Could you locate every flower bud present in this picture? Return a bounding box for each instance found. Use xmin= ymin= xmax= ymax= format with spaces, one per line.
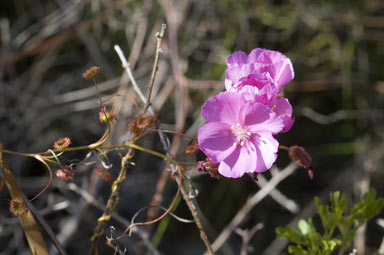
xmin=288 ymin=145 xmax=314 ymax=179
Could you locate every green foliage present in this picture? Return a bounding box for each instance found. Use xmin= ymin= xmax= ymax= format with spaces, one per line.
xmin=276 ymin=189 xmax=384 ymax=255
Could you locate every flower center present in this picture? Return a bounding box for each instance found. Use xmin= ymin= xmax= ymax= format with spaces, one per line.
xmin=231 ymin=123 xmax=251 ymax=147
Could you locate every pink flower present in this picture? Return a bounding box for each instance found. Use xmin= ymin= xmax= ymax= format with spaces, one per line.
xmin=225 ymin=48 xmax=294 ymax=91
xmin=198 ymin=92 xmax=284 ymax=178
xmin=225 ymin=48 xmax=295 ymax=132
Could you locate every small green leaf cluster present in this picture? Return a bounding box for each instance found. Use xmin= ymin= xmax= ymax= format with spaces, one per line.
xmin=276 ymin=189 xmax=384 ymax=255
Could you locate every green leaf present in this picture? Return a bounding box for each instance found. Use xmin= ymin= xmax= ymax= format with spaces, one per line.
xmin=276 ymin=226 xmax=306 ymax=245
xmin=298 ymin=220 xmax=310 ymax=235
xmin=330 ymin=191 xmax=347 ymax=219
xmin=288 ymin=245 xmax=308 ymax=255
xmin=276 ymin=189 xmax=384 ymax=255
xmin=321 ymin=239 xmax=340 ymax=252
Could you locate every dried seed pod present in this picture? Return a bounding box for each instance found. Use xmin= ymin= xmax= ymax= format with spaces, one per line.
xmin=53 ymin=137 xmax=71 ymax=151
xmin=184 ymin=143 xmax=199 ymax=156
xmin=129 ymin=113 xmax=157 ymax=137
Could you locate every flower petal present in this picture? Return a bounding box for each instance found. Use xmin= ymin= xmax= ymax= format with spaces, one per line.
xmin=239 ymin=102 xmax=271 ymax=126
xmin=226 ymin=51 xmax=248 ymax=68
xmin=274 ymin=97 xmax=295 ymax=132
xmin=247 ymin=48 xmax=268 ymax=64
xmin=201 ymin=92 xmax=242 ymax=125
xmin=198 ymin=122 xmax=236 ymax=163
xmin=226 ymin=65 xmax=255 ymax=83
xmin=239 ymin=102 xmax=284 ymax=134
xmin=252 ymin=132 xmax=279 ymax=172
xmin=218 ymin=142 xmax=257 ymax=178
xmin=247 ymin=48 xmax=294 ymax=88
xmin=238 ymin=85 xmax=260 ymax=95
xmin=225 ymin=79 xmax=234 ymax=91
xmin=247 ymin=48 xmax=287 ymax=65
xmin=266 ymin=61 xmax=294 ymax=89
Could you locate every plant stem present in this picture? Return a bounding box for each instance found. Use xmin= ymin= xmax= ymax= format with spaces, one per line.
xmin=144 ymin=24 xmax=166 ymax=113
xmin=89 ymin=148 xmax=133 ymax=255
xmin=0 ymin=143 xmax=193 ymax=168
xmin=0 ymin=144 xmax=50 ymax=255
xmin=174 ymin=170 xmax=215 ymax=255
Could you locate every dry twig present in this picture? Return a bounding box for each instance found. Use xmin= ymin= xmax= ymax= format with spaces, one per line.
xmin=144 ymin=24 xmax=167 ymax=113
xmin=235 ymin=223 xmax=264 ymax=255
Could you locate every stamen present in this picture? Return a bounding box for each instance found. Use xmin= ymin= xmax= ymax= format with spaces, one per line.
xmin=231 ymin=123 xmax=251 ymax=148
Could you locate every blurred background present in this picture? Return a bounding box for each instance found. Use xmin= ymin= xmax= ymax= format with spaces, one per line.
xmin=1 ymin=0 xmax=384 ymax=254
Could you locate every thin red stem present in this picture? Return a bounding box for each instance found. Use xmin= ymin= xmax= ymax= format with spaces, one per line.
xmin=123 ymin=185 xmax=180 ymax=235
xmin=30 ymin=155 xmax=53 ymax=201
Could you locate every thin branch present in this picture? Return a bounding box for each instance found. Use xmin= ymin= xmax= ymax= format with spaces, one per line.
xmin=253 ymin=172 xmax=300 ymax=213
xmin=144 ymin=24 xmax=166 ymax=113
xmin=235 ymin=223 xmax=264 ymax=255
xmin=300 ymin=107 xmax=384 ymax=125
xmin=174 ymin=170 xmax=215 ymax=255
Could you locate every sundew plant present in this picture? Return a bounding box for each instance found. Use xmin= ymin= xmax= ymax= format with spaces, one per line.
xmin=1 ymin=1 xmax=384 ymax=255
